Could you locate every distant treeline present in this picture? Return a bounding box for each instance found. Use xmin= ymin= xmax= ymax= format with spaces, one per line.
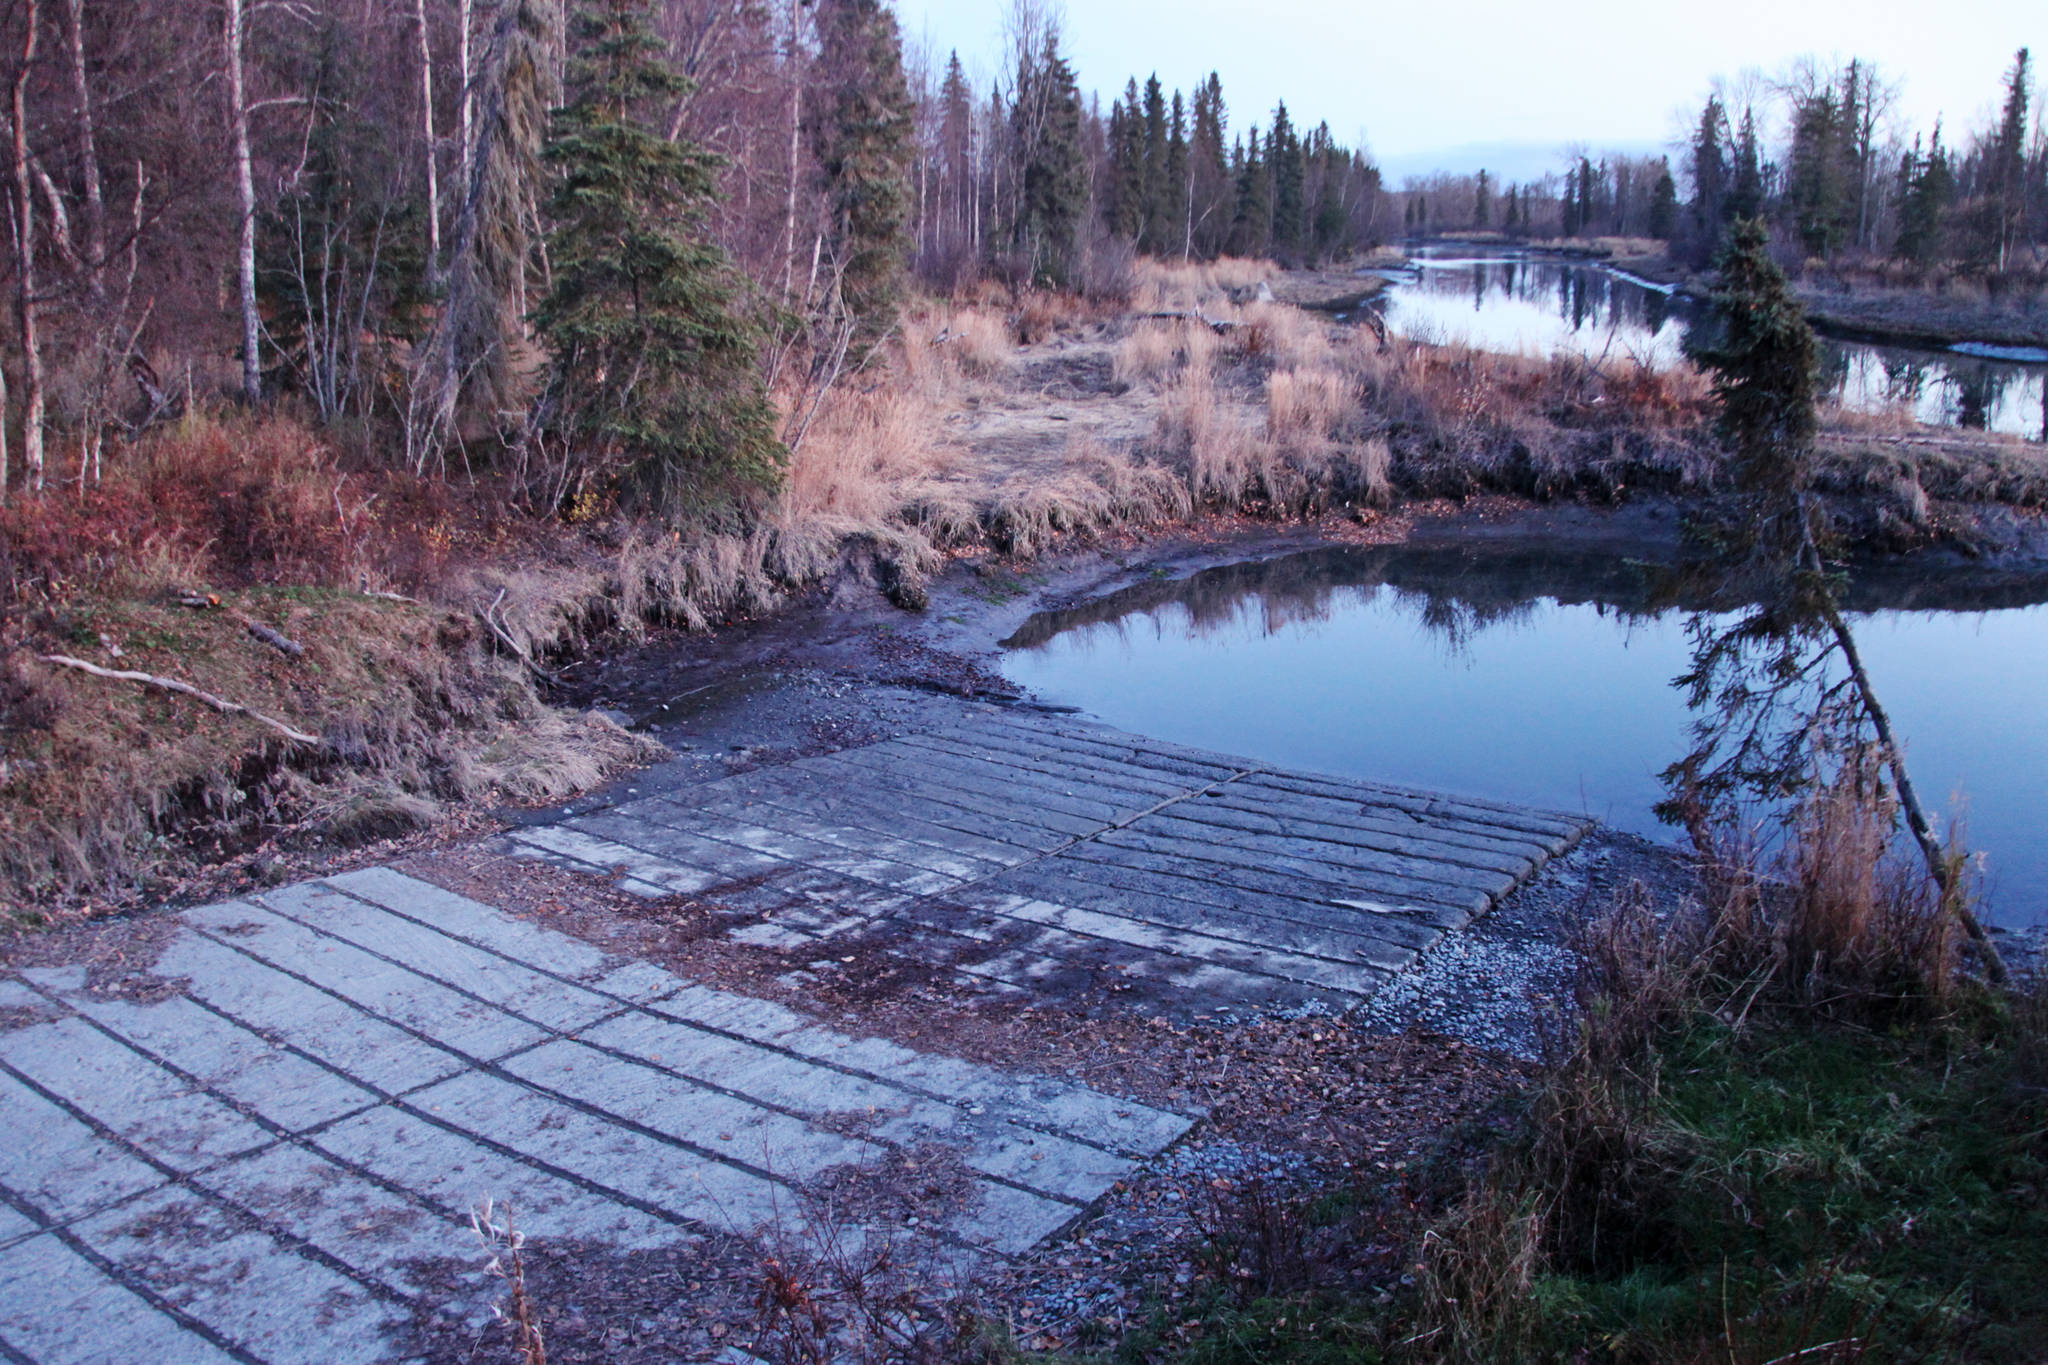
xmin=1388 ymin=50 xmax=2045 ymax=274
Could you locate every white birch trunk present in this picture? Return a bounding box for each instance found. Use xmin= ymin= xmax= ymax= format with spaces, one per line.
xmin=224 ymin=0 xmax=261 ymax=404
xmin=456 ymin=0 xmax=473 ymax=192
xmin=414 ymin=0 xmax=441 ymax=270
xmin=60 ymin=0 xmax=103 ymax=292
xmin=781 ymin=0 xmax=802 ymax=304
xmin=10 ymin=0 xmax=45 ymax=491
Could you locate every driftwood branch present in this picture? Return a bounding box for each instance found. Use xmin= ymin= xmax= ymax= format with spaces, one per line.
xmin=479 ymin=588 xmax=561 ymax=685
xmin=38 ymin=654 xmax=324 ymax=747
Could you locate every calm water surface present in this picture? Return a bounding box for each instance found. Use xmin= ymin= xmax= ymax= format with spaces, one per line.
xmin=1378 ymin=247 xmax=2048 ymax=441
xmin=1001 ymin=548 xmax=2048 ymax=928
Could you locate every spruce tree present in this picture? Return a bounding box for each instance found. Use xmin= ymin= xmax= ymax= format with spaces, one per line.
xmin=1648 ymin=160 xmax=1678 ymax=241
xmin=1012 ymin=34 xmax=1086 ymax=285
xmin=1988 ymin=48 xmax=2032 ymax=268
xmin=1166 ymin=91 xmax=1190 ymax=258
xmin=810 ymin=0 xmax=917 ymax=354
xmin=1688 ymin=96 xmax=1729 ymax=253
xmin=1141 ymin=75 xmax=1170 ymax=253
xmin=533 ymin=0 xmax=781 ymax=517
xmin=1895 ymin=125 xmax=1954 ymax=264
xmin=1473 ymin=168 xmax=1491 ymax=228
xmin=1787 ymin=89 xmax=1849 ymax=257
xmin=1312 ymin=131 xmax=1348 ymax=260
xmin=1229 ymin=129 xmax=1269 ymax=255
xmin=1687 ymin=216 xmax=1820 ymax=565
xmin=1109 ymin=80 xmax=1146 ymax=239
xmin=1729 ymin=108 xmax=1764 ymax=220
xmin=1269 ymin=103 xmax=1304 ymax=259
xmin=938 ymin=53 xmax=973 ymax=244
xmin=428 ymin=0 xmax=562 ymax=447
xmin=1190 ymin=73 xmax=1229 ymax=257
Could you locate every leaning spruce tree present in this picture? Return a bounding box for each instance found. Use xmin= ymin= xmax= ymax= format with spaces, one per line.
xmin=532 ymin=0 xmax=783 ymax=518
xmin=1675 ymin=217 xmax=2007 ymax=981
xmin=1687 ymin=217 xmax=1822 ymax=573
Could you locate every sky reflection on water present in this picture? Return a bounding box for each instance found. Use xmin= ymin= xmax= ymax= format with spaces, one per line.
xmin=1002 ymin=549 xmax=2048 ymax=927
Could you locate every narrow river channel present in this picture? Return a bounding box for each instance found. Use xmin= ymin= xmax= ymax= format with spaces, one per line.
xmin=1001 ymin=547 xmax=2048 ymax=929
xmin=1375 ymin=246 xmax=2048 ymax=441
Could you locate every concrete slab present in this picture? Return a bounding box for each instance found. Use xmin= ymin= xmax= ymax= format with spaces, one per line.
xmin=0 ymin=870 xmax=1191 ymax=1363
xmin=510 ymin=714 xmax=1590 ymax=1016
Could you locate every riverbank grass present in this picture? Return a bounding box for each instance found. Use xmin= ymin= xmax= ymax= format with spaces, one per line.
xmin=1104 ymin=990 xmax=2047 ymax=1365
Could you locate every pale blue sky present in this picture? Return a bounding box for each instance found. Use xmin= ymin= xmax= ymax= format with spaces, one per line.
xmin=894 ymin=0 xmax=2040 ymax=177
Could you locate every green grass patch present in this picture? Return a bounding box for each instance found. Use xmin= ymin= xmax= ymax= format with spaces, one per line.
xmin=1098 ymin=1012 xmax=2046 ymax=1365
xmin=1515 ymin=1018 xmax=2048 ymax=1362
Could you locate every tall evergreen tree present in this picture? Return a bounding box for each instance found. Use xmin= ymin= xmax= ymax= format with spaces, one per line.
xmin=1687 ymin=216 xmax=1821 ymax=569
xmin=1473 ymin=168 xmax=1491 ymax=228
xmin=1729 ymin=108 xmax=1764 ymax=220
xmin=427 ymin=0 xmax=563 ymax=449
xmin=1311 ymin=127 xmax=1348 ymax=260
xmin=1104 ymin=93 xmax=1141 ymax=238
xmin=810 ymin=0 xmax=916 ymax=353
xmin=1268 ymin=103 xmax=1303 ymax=258
xmin=1166 ymin=90 xmax=1190 ymax=258
xmin=1648 ymin=159 xmax=1678 ymax=240
xmin=1786 ymin=88 xmax=1849 ymax=256
xmin=1189 ymin=73 xmax=1230 ymax=256
xmin=1140 ymin=74 xmax=1169 ymax=252
xmin=1229 ymin=129 xmax=1269 ymax=255
xmin=533 ymin=0 xmax=781 ymax=517
xmin=1987 ymin=48 xmax=2032 ymax=268
xmin=1895 ymin=125 xmax=1954 ymax=264
xmin=1689 ymin=96 xmax=1730 ymax=253
xmin=1011 ymin=33 xmax=1086 ymax=285
xmin=937 ymin=52 xmax=973 ymax=243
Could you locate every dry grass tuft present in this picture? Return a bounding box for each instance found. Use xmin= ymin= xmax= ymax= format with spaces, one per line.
xmin=1114 ymin=319 xmax=1219 ymax=386
xmin=1132 ymin=255 xmax=1281 ymax=313
xmin=1240 ymin=301 xmax=1337 ymax=371
xmin=1266 ymin=367 xmax=1353 ymax=442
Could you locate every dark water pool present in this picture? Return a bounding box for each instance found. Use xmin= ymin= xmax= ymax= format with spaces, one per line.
xmin=1000 ymin=547 xmax=2048 ymax=928
xmin=1378 ymin=247 xmax=2048 ymax=441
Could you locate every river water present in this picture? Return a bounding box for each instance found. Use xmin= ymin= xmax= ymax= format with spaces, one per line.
xmin=1001 ymin=546 xmax=2048 ymax=929
xmin=1376 ymin=247 xmax=2048 ymax=441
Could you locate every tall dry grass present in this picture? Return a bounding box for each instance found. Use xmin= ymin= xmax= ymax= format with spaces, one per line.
xmin=1266 ymin=367 xmax=1353 ymax=443
xmin=1240 ymin=301 xmax=1338 ymax=371
xmin=1132 ymin=255 xmax=1280 ymax=314
xmin=1113 ymin=318 xmax=1220 ymax=387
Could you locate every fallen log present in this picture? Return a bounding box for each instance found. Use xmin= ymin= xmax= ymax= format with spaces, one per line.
xmin=175 ymin=593 xmax=306 ymax=658
xmin=1143 ymin=310 xmax=1241 ymax=335
xmin=38 ymin=654 xmax=325 ymax=747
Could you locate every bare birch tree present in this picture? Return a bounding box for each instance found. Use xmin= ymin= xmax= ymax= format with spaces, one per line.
xmin=8 ymin=0 xmax=45 ymax=494
xmin=413 ymin=0 xmax=441 ymax=271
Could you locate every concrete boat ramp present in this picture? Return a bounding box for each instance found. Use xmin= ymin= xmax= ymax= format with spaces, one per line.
xmin=0 ymin=712 xmax=1586 ymax=1362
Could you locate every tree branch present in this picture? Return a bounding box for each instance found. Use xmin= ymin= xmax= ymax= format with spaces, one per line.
xmin=38 ymin=654 xmax=325 ymax=747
